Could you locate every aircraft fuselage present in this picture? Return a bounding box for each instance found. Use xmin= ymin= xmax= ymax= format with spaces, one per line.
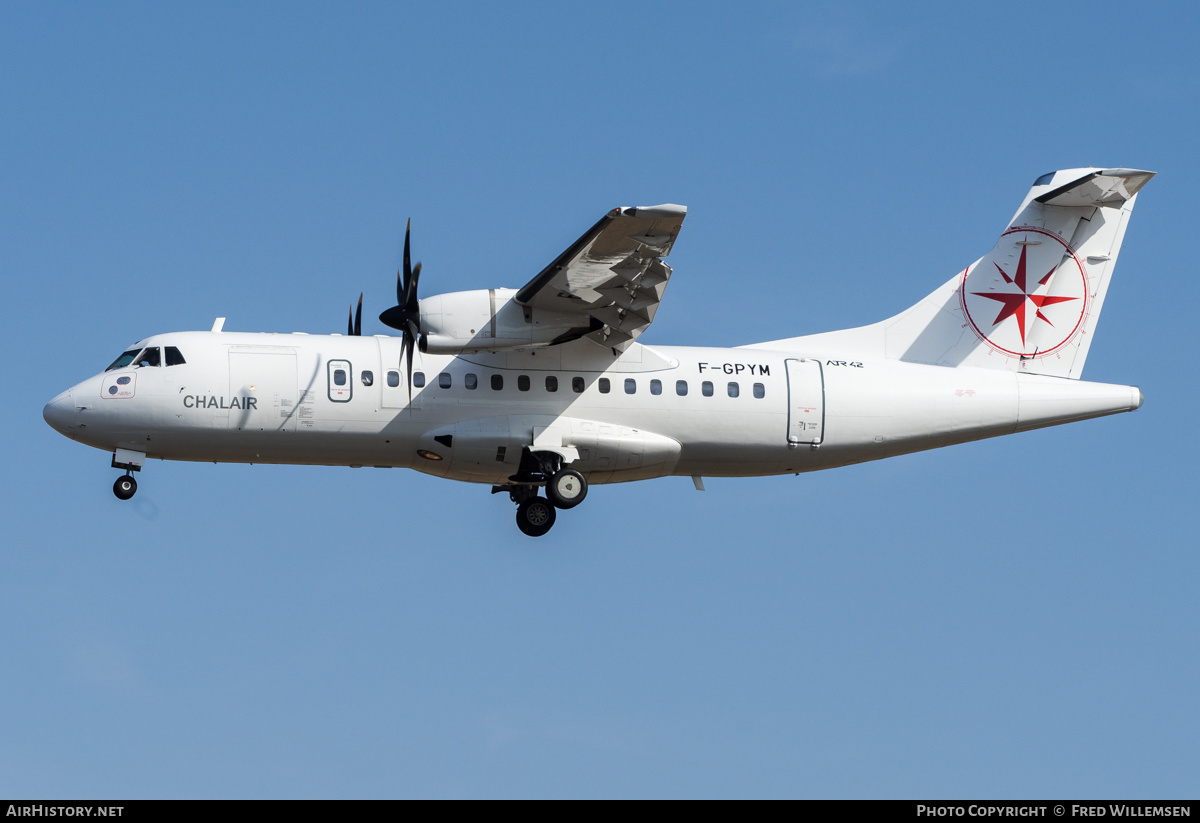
xmin=44 ymin=330 xmax=1141 ymax=486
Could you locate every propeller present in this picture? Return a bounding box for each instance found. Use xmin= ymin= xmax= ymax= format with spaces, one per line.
xmin=347 ymin=292 xmax=362 ymax=336
xmin=378 ymin=219 xmax=423 ymax=402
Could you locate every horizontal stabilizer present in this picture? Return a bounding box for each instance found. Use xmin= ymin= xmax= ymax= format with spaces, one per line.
xmin=1035 ymin=168 xmax=1154 ymax=208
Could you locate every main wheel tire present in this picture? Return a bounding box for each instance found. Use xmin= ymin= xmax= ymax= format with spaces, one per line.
xmin=546 ymin=468 xmax=587 ymax=509
xmin=113 ymin=475 xmax=137 ymax=500
xmin=516 ymin=496 xmax=556 ymax=537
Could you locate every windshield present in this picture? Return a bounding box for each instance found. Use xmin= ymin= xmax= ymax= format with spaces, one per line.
xmin=106 ymin=349 xmax=142 ymax=371
xmin=133 ymin=347 xmax=161 ymax=367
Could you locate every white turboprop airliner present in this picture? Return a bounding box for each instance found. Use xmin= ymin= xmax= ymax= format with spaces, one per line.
xmin=44 ymin=168 xmax=1151 ymax=535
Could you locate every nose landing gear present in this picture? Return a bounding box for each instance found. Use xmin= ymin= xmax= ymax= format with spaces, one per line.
xmin=113 ymin=473 xmax=137 ymax=500
xmin=110 ymin=449 xmax=145 ymax=501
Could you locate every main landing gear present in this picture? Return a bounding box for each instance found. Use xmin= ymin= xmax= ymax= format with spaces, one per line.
xmin=516 ymin=495 xmax=556 ymax=537
xmin=546 ymin=468 xmax=587 ymax=509
xmin=494 ymin=451 xmax=590 ymax=537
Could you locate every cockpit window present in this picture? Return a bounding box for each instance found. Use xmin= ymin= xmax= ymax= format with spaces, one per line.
xmin=106 ymin=349 xmax=142 ymax=371
xmin=133 ymin=347 xmax=162 ymax=367
xmin=165 ymin=346 xmax=186 ymax=366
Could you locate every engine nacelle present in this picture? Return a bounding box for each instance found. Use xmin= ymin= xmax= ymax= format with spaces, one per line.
xmin=420 ymin=288 xmax=594 ymax=353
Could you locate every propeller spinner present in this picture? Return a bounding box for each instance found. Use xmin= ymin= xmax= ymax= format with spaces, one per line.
xmin=378 ymin=219 xmax=423 ymax=401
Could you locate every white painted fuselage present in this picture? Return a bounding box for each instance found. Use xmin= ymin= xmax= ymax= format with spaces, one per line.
xmin=44 ymin=329 xmax=1141 ymax=485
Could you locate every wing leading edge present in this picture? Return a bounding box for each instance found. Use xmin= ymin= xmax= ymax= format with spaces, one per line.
xmin=515 ymin=204 xmax=687 ymax=349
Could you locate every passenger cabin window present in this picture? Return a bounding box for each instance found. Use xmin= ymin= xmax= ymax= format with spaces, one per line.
xmin=702 ymin=381 xmax=714 ymax=397
xmin=545 ymin=375 xmax=558 ymax=392
xmin=361 ymin=370 xmax=374 ymax=386
xmin=413 ymin=372 xmax=426 ymax=388
xmin=134 ymin=348 xmax=161 ymax=367
xmin=625 ymin=378 xmax=636 ymax=395
xmin=650 ymin=379 xmax=662 ymax=395
xmin=676 ymin=380 xmax=688 ymax=396
xmin=106 ymin=349 xmax=141 ymax=371
xmin=518 ymin=375 xmax=530 ymax=392
xmin=728 ymin=382 xmax=740 ymax=398
xmin=439 ymin=373 xmax=451 ymax=389
xmin=598 ymin=378 xmax=610 ymax=394
xmin=491 ymin=374 xmax=503 ymax=391
xmin=572 ymin=377 xmax=585 ymax=393
xmin=387 ymin=371 xmax=400 ymax=388
xmin=465 ymin=373 xmax=478 ymax=390
xmin=753 ymin=382 xmax=765 ymax=399
xmin=165 ymin=346 xmax=186 ymax=366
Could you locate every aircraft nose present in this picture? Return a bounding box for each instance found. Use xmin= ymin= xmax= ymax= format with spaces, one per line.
xmin=43 ymin=389 xmax=75 ymax=436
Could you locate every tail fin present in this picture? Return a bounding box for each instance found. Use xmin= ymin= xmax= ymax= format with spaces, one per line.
xmin=753 ymin=168 xmax=1153 ymax=379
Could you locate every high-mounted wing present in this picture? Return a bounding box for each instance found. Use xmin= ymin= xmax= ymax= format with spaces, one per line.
xmin=515 ymin=204 xmax=687 ymax=349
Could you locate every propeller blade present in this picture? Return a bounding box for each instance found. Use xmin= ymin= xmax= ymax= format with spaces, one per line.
xmin=403 ymin=218 xmax=412 ymax=287
xmin=406 ymin=262 xmax=422 ymax=311
xmin=379 ymin=220 xmax=423 ymax=340
xmin=347 ymin=306 xmax=354 ymax=337
xmin=381 ymin=217 xmax=423 ymax=409
xmin=354 ymin=293 xmax=363 ymax=337
xmin=400 ymin=330 xmax=414 ymax=407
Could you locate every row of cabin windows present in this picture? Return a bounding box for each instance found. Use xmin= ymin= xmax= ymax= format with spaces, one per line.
xmin=393 ymin=371 xmax=767 ymax=399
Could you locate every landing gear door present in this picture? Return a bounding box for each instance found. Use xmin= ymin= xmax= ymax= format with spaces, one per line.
xmin=785 ymin=358 xmax=824 ymax=445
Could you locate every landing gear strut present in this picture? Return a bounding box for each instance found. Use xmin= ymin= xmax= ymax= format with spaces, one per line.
xmin=113 ymin=473 xmax=137 ymax=500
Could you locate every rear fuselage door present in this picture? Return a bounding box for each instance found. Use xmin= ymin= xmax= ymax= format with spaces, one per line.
xmin=785 ymin=358 xmax=824 ymax=445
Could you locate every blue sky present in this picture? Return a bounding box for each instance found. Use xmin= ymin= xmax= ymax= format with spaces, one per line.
xmin=3 ymin=2 xmax=1198 ymax=798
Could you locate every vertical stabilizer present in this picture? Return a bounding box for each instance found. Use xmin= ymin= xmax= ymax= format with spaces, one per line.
xmin=752 ymin=168 xmax=1153 ymax=379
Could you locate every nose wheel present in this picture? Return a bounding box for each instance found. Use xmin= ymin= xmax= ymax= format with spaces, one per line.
xmin=113 ymin=473 xmax=138 ymax=500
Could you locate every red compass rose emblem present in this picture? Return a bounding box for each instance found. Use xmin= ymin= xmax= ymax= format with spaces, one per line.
xmin=960 ymin=227 xmax=1089 ymax=358
xmin=974 ymin=244 xmax=1077 ymax=346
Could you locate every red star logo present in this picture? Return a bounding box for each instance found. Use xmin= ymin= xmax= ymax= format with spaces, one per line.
xmin=971 ymin=243 xmax=1078 ymax=345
